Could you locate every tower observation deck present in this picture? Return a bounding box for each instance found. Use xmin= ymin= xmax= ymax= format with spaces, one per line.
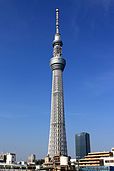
xmin=48 ymin=9 xmax=68 ymax=158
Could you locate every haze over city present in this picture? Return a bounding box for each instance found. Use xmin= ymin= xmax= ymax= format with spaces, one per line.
xmin=0 ymin=0 xmax=114 ymax=161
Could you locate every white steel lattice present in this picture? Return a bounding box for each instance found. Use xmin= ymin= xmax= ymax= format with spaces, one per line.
xmin=48 ymin=9 xmax=67 ymax=158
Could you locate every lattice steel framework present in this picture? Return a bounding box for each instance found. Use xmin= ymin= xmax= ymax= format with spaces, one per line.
xmin=48 ymin=9 xmax=67 ymax=158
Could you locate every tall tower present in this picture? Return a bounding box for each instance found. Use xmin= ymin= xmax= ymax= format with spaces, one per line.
xmin=48 ymin=9 xmax=67 ymax=158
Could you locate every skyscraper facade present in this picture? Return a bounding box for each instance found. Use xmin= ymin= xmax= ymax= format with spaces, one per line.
xmin=75 ymin=132 xmax=91 ymax=159
xmin=48 ymin=9 xmax=67 ymax=158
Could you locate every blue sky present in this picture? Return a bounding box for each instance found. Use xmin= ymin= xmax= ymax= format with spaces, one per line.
xmin=0 ymin=0 xmax=114 ymax=161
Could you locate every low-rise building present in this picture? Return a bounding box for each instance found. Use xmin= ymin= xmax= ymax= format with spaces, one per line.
xmin=0 ymin=152 xmax=16 ymax=164
xmin=27 ymin=154 xmax=36 ymax=165
xmin=6 ymin=153 xmax=16 ymax=164
xmin=0 ymin=153 xmax=6 ymax=163
xmin=79 ymin=150 xmax=113 ymax=167
xmin=101 ymin=157 xmax=114 ymax=166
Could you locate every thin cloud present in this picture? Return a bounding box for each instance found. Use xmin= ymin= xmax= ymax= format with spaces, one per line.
xmin=99 ymin=0 xmax=112 ymax=12
xmin=70 ymin=0 xmax=113 ymax=36
xmin=67 ymin=112 xmax=90 ymax=118
xmin=0 ymin=113 xmax=30 ymax=119
xmin=84 ymin=70 xmax=114 ymax=96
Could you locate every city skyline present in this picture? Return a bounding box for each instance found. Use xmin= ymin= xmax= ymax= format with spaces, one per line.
xmin=0 ymin=0 xmax=114 ymax=161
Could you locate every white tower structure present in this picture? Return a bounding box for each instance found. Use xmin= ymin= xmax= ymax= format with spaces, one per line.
xmin=48 ymin=9 xmax=67 ymax=158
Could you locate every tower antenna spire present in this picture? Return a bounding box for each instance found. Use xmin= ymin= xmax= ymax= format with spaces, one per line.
xmin=56 ymin=8 xmax=59 ymax=34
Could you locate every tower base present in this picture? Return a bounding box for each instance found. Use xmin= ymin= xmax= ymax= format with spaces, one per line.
xmin=43 ymin=155 xmax=73 ymax=171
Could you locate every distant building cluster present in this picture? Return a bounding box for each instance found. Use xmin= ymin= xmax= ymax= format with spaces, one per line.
xmin=0 ymin=152 xmax=44 ymax=170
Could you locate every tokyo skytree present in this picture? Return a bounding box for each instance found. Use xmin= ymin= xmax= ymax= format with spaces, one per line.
xmin=48 ymin=9 xmax=67 ymax=158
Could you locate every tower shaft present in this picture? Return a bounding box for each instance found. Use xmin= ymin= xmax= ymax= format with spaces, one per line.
xmin=48 ymin=9 xmax=67 ymax=158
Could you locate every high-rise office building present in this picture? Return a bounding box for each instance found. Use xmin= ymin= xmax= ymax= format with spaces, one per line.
xmin=75 ymin=132 xmax=91 ymax=159
xmin=48 ymin=9 xmax=67 ymax=158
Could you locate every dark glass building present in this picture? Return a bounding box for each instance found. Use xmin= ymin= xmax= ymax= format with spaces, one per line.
xmin=75 ymin=132 xmax=91 ymax=159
